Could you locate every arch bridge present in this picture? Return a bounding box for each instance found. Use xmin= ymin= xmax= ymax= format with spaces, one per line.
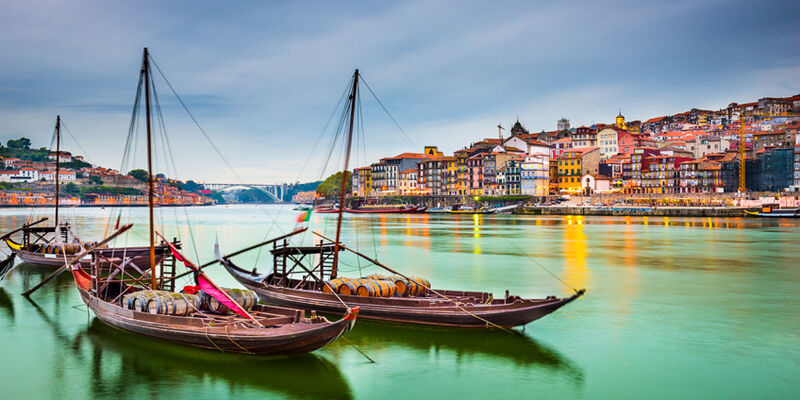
xmin=203 ymin=183 xmax=288 ymax=202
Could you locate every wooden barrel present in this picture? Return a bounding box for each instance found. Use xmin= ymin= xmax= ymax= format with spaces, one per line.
xmin=373 ymin=280 xmax=396 ymax=297
xmin=409 ymin=276 xmax=431 ymax=296
xmin=391 ymin=276 xmax=408 ymax=296
xmin=336 ymin=278 xmax=359 ymax=296
xmin=205 ymin=288 xmax=258 ymax=314
xmin=404 ymin=279 xmax=422 ymax=297
xmin=146 ymin=292 xmax=201 ymax=316
xmin=323 ymin=278 xmax=346 ymax=294
xmin=355 ymin=280 xmax=380 ymax=297
xmin=123 ymin=290 xmax=170 ymax=311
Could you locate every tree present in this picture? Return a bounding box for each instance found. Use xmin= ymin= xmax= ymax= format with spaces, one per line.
xmin=90 ymin=175 xmax=103 ymax=185
xmin=62 ymin=182 xmax=79 ymax=194
xmin=128 ymin=169 xmax=149 ymax=182
xmin=182 ymin=180 xmax=202 ymax=193
xmin=75 ymin=172 xmax=85 ymax=179
xmin=316 ymin=171 xmax=352 ymax=197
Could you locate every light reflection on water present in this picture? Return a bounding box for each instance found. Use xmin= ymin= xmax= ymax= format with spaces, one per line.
xmin=1 ymin=205 xmax=799 ymax=399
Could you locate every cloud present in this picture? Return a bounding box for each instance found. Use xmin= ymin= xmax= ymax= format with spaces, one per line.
xmin=0 ymin=0 xmax=798 ymax=182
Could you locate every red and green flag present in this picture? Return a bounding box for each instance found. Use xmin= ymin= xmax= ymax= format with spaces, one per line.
xmin=296 ymin=210 xmax=311 ymax=223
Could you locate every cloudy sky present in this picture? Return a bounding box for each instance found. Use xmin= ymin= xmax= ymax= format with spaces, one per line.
xmin=1 ymin=0 xmax=798 ymax=183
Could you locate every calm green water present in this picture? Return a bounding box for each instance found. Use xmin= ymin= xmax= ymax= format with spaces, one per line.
xmin=0 ymin=205 xmax=798 ymax=399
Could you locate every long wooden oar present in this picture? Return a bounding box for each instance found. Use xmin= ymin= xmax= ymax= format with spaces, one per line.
xmin=22 ymin=224 xmax=133 ymax=297
xmin=0 ymin=217 xmax=49 ymax=240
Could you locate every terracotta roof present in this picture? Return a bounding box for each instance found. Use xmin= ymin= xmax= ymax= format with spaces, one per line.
xmin=552 ymin=137 xmax=572 ymax=144
xmin=385 ymin=152 xmax=433 ymax=160
xmin=400 ymin=168 xmax=417 ymax=174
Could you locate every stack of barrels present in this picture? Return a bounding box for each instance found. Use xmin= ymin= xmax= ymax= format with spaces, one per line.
xmin=123 ymin=290 xmax=202 ymax=316
xmin=122 ymin=287 xmax=257 ymax=316
xmin=322 ymin=274 xmax=430 ymax=298
xmin=39 ymin=242 xmax=83 ymax=255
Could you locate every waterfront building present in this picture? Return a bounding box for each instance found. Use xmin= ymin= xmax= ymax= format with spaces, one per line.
xmin=794 ymin=134 xmax=800 ymax=190
xmin=521 ymin=153 xmax=550 ymax=196
xmin=580 ymin=173 xmax=612 ymax=194
xmin=467 ymin=154 xmax=484 ymax=195
xmin=352 ymin=167 xmax=372 ymax=196
xmin=370 ymin=161 xmax=387 ymax=195
xmin=418 ymin=157 xmax=446 ymax=195
xmin=398 ymin=169 xmax=419 ymax=195
xmin=557 ymin=147 xmax=600 ymax=194
xmin=641 ymin=155 xmax=694 ymax=193
xmin=751 ymin=148 xmax=794 ymax=192
xmin=499 ymin=157 xmax=522 ymax=195
xmin=382 ymin=152 xmax=432 ymax=195
xmin=600 ymin=155 xmax=629 ymax=191
xmin=679 ymin=160 xmax=723 ymax=193
xmin=626 ymin=147 xmax=660 ymax=193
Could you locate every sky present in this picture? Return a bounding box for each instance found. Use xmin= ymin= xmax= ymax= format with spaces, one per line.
xmin=1 ymin=0 xmax=798 ymax=183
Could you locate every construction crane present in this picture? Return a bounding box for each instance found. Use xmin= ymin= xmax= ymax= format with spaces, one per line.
xmin=731 ymin=109 xmax=796 ymax=193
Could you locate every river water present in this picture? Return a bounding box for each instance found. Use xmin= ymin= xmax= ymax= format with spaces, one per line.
xmin=0 ymin=205 xmax=797 ymax=399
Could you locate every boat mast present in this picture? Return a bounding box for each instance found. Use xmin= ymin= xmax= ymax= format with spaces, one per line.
xmin=142 ymin=47 xmax=157 ymax=290
xmin=331 ymin=69 xmax=358 ymax=279
xmin=54 ymin=115 xmax=61 ymax=228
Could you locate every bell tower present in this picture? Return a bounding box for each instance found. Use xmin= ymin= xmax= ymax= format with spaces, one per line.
xmin=616 ymin=110 xmax=627 ymax=130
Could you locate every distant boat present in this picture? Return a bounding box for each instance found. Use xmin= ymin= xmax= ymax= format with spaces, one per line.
xmin=293 ymin=204 xmax=313 ymax=211
xmin=448 ymin=204 xmax=494 ymax=214
xmin=744 ymin=205 xmax=800 ymax=218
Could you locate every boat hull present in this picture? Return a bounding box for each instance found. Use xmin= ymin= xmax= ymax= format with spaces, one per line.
xmin=12 ymin=245 xmax=170 ymax=269
xmin=225 ymin=266 xmax=582 ymax=328
xmin=78 ymin=288 xmax=355 ymax=355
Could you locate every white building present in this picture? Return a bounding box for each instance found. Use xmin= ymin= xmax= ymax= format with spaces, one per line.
xmin=520 ymin=154 xmax=550 ymax=196
xmin=48 ymin=151 xmax=72 ymax=163
xmin=40 ymin=170 xmax=76 ymax=182
xmin=597 ymin=128 xmax=619 ymax=158
xmin=16 ymin=167 xmax=39 ymax=182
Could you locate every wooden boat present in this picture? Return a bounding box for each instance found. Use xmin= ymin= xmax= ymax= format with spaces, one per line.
xmin=222 ymin=70 xmax=584 ymax=329
xmin=69 ymin=235 xmax=357 ymax=355
xmin=4 ymin=223 xmax=169 ymax=270
xmin=743 ymin=205 xmax=800 ymax=218
xmin=62 ymin=48 xmax=357 ymax=356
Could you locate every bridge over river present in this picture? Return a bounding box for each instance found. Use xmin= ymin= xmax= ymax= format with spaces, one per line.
xmin=202 ymin=183 xmax=289 ymax=202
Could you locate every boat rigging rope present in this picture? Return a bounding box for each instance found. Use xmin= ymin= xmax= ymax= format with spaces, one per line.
xmin=504 ymin=239 xmax=579 ymax=293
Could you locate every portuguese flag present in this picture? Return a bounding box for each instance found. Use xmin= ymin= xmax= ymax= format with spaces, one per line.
xmin=296 ymin=210 xmax=312 ymax=223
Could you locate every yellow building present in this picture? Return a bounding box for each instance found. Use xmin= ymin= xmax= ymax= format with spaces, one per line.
xmin=616 ymin=111 xmax=627 ymax=130
xmin=353 ymin=167 xmax=372 ymax=197
xmin=557 ymin=147 xmax=600 ymax=194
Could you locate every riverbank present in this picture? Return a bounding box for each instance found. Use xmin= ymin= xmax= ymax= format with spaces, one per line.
xmin=518 ymin=206 xmax=753 ymax=217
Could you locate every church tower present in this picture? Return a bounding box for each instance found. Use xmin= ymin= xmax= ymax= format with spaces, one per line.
xmin=615 ymin=110 xmax=627 ymax=130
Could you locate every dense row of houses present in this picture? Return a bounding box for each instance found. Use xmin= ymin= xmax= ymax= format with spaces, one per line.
xmin=1 ymin=150 xmax=210 ymax=205
xmin=349 ymin=93 xmax=800 ymax=197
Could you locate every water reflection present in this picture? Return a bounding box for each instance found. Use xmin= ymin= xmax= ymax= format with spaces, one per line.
xmin=84 ymin=320 xmax=354 ymax=400
xmin=0 ymin=287 xmax=13 ymax=319
xmin=563 ymin=216 xmax=589 ymax=289
xmin=339 ymin=321 xmax=583 ymax=383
